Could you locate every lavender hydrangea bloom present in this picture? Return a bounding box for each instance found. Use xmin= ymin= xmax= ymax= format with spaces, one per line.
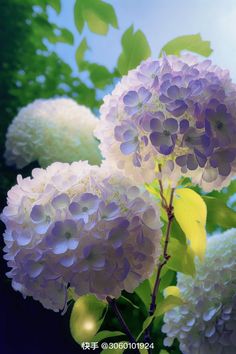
xmin=47 ymin=220 xmax=79 ymax=255
xmin=95 ymin=55 xmax=236 ymax=191
xmin=1 ymin=161 xmax=162 ymax=312
xmin=150 ymin=118 xmax=178 ymax=155
xmin=124 ymin=87 xmax=152 ymax=115
xmin=69 ymin=193 xmax=99 ymax=223
xmin=162 ymin=229 xmax=236 ymax=354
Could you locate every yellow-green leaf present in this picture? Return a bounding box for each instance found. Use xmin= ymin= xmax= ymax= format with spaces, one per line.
xmin=164 ymin=286 xmax=180 ymax=298
xmin=84 ymin=8 xmax=108 ymax=35
xmin=93 ymin=330 xmax=125 ymax=342
xmin=76 ymin=38 xmax=89 ymax=67
xmin=167 ymin=237 xmax=196 ymax=276
xmin=117 ymin=25 xmax=151 ymax=75
xmin=74 ymin=0 xmax=118 ymax=35
xmin=145 ymin=180 xmax=160 ymax=199
xmin=138 ymin=295 xmax=184 ymax=338
xmin=154 ymin=295 xmax=184 ymax=317
xmin=74 ymin=0 xmax=85 ymax=33
xmin=173 ymin=188 xmax=207 ymax=260
xmin=134 ymin=279 xmax=152 ymax=311
xmin=160 ymin=33 xmax=212 ymax=57
xmin=140 ymin=349 xmax=149 ymax=354
xmin=70 ymin=295 xmax=107 ymax=344
xmin=136 ymin=315 xmax=154 ymax=341
xmin=101 ymin=342 xmax=127 ymax=354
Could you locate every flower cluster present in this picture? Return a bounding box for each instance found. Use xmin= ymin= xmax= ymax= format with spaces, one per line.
xmin=95 ymin=55 xmax=236 ymax=191
xmin=4 ymin=98 xmax=102 ymax=168
xmin=162 ymin=229 xmax=236 ymax=354
xmin=1 ymin=161 xmax=162 ymax=311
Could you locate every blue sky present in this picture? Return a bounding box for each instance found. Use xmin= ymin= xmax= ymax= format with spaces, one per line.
xmin=48 ymin=0 xmax=236 ymax=81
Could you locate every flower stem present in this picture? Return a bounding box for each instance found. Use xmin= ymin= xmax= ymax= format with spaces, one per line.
xmin=106 ymin=296 xmax=140 ymax=354
xmin=144 ymin=168 xmax=175 ymax=353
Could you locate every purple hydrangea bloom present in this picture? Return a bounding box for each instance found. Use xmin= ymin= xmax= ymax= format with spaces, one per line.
xmin=124 ymin=87 xmax=152 ymax=115
xmin=46 ymin=219 xmax=79 ymax=254
xmin=96 ymin=54 xmax=236 ymax=191
xmin=69 ymin=193 xmax=99 ymax=223
xmin=1 ymin=161 xmax=162 ymax=311
xmin=137 ymin=60 xmax=160 ymax=87
xmin=114 ymin=123 xmax=139 ymax=155
xmin=205 ymin=104 xmax=236 ymax=147
xmin=150 ymin=118 xmax=178 ymax=155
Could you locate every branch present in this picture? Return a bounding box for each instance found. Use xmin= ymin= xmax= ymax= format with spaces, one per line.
xmin=144 ymin=168 xmax=175 ymax=352
xmin=106 ymin=296 xmax=140 ymax=354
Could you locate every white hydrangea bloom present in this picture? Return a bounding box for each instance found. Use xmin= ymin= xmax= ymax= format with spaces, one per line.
xmin=1 ymin=161 xmax=162 ymax=311
xmin=4 ymin=98 xmax=102 ymax=168
xmin=162 ymin=229 xmax=236 ymax=354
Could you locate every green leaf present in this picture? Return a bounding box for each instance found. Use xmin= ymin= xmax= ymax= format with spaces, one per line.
xmin=145 ymin=180 xmax=160 ymax=199
xmin=84 ymin=8 xmax=108 ymax=34
xmin=167 ymin=238 xmax=196 ymax=276
xmin=101 ymin=342 xmax=127 ymax=354
xmin=160 ymin=350 xmax=170 ymax=354
xmin=89 ymin=63 xmax=115 ymax=88
xmin=149 ymin=268 xmax=176 ymax=301
xmin=49 ymin=0 xmax=61 ymax=14
xmin=93 ymin=330 xmax=125 ymax=342
xmin=160 ymin=34 xmax=212 ymax=57
xmin=140 ymin=349 xmax=149 ymax=354
xmin=203 ymin=196 xmax=236 ymax=232
xmin=117 ymin=25 xmax=151 ymax=75
xmin=70 ymin=295 xmax=107 ymax=345
xmin=205 ymin=179 xmax=236 ymax=207
xmin=159 ymin=269 xmax=176 ymax=293
xmin=170 ymin=218 xmax=187 ymax=245
xmin=76 ymin=38 xmax=89 ymax=67
xmin=120 ymin=295 xmax=139 ymax=310
xmin=134 ymin=279 xmax=151 ymax=311
xmin=136 ymin=315 xmax=154 ymax=341
xmin=74 ymin=0 xmax=118 ymax=35
xmin=47 ymin=26 xmax=74 ymax=45
xmin=154 ymin=295 xmax=184 ymax=317
xmin=164 ymin=286 xmax=180 ymax=298
xmin=78 ymin=61 xmax=115 ymax=88
xmin=74 ymin=0 xmax=85 ymax=33
xmin=57 ymin=28 xmax=74 ymax=45
xmin=136 ymin=298 xmax=177 ymax=345
xmin=174 ymin=188 xmax=207 ymax=260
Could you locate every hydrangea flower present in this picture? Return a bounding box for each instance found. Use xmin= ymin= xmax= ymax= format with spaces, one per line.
xmin=4 ymin=98 xmax=102 ymax=168
xmin=162 ymin=229 xmax=236 ymax=354
xmin=95 ymin=55 xmax=236 ymax=191
xmin=1 ymin=161 xmax=162 ymax=311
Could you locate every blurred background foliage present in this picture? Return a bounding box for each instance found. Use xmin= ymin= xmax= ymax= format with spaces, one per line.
xmin=0 ymin=1 xmax=236 ymax=354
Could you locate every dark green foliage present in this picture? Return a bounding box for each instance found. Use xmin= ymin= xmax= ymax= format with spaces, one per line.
xmin=191 ymin=179 xmax=236 ymax=233
xmin=0 ymin=0 xmax=100 ymax=208
xmin=203 ymin=195 xmax=236 ymax=233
